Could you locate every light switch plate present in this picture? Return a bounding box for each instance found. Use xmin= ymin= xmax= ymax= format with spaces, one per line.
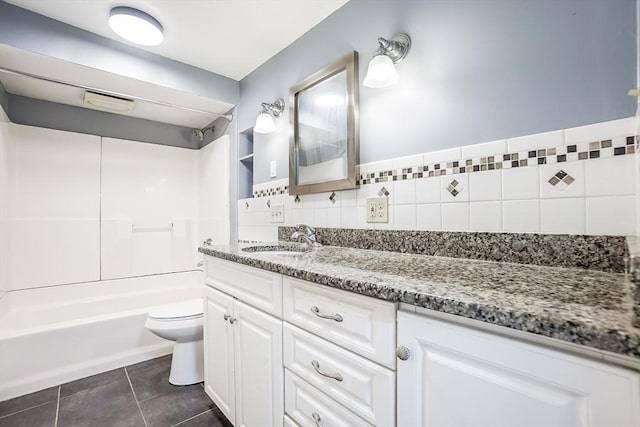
xmin=270 ymin=204 xmax=284 ymax=223
xmin=270 ymin=160 xmax=277 ymax=178
xmin=366 ymin=196 xmax=388 ymax=223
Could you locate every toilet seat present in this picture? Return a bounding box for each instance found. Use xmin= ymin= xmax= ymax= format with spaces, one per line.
xmin=148 ymin=298 xmax=203 ymax=321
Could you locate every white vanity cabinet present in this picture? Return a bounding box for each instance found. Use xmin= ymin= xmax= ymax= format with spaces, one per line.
xmin=202 ymin=253 xmax=640 ymax=427
xmin=203 ymin=257 xmax=283 ymax=427
xmin=397 ymin=310 xmax=640 ymax=427
xmin=282 ymin=277 xmax=397 ymax=427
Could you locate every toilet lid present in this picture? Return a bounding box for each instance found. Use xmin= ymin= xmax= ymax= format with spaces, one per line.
xmin=148 ymin=298 xmax=203 ymax=320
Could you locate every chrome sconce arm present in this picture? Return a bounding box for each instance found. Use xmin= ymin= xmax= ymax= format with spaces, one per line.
xmin=255 ymin=98 xmax=285 ymax=134
xmin=364 ymin=33 xmax=412 ymax=88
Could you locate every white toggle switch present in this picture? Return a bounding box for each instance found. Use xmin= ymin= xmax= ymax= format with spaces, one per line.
xmin=270 ymin=160 xmax=277 ymax=178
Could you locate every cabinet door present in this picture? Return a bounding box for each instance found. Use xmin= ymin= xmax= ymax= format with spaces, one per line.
xmin=233 ymin=300 xmax=283 ymax=427
xmin=397 ymin=311 xmax=640 ymax=427
xmin=203 ymin=286 xmax=236 ymax=425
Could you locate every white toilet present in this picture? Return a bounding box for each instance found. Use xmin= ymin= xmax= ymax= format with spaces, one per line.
xmin=145 ymin=298 xmax=204 ymax=385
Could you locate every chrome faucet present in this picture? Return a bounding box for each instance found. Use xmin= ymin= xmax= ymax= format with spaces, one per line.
xmin=291 ymin=224 xmax=322 ymax=248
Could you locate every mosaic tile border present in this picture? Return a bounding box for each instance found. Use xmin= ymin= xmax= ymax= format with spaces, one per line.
xmin=279 ymin=226 xmax=628 ymax=273
xmin=250 ymin=135 xmax=638 ymax=198
xmin=253 ymin=185 xmax=288 ymax=198
xmin=357 ymin=135 xmax=637 ymax=185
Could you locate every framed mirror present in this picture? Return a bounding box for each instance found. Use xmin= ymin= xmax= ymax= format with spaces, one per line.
xmin=289 ymin=51 xmax=359 ymax=195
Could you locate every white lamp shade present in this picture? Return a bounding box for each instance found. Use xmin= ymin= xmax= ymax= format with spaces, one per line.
xmin=254 ymin=112 xmax=276 ymax=134
xmin=363 ymin=54 xmax=399 ymax=88
xmin=109 ymin=7 xmax=164 ymax=46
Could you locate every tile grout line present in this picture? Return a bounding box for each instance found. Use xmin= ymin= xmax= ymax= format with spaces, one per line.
xmin=172 ymin=408 xmax=211 ymax=427
xmin=54 ymin=386 xmax=60 ymax=427
xmin=124 ymin=367 xmax=148 ymax=427
xmin=0 ymin=398 xmax=58 ymax=420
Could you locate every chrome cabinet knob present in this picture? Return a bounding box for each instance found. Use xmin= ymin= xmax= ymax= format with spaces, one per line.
xmin=223 ymin=314 xmax=231 ymax=321
xmin=312 ymin=412 xmax=322 ymax=426
xmin=228 ymin=317 xmax=237 ymax=324
xmin=396 ymin=346 xmax=410 ymax=361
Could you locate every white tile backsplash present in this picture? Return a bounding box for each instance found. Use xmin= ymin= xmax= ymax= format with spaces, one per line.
xmin=416 ymin=204 xmax=442 ymax=230
xmin=461 ymin=139 xmax=507 ymax=159
xmin=425 ymin=147 xmax=461 ymax=164
xmin=393 ymin=179 xmax=416 ymax=205
xmin=565 ymin=117 xmax=636 ymax=144
xmin=502 ymin=166 xmax=540 ymax=200
xmin=393 ymin=204 xmax=417 ymax=229
xmin=469 ymin=170 xmax=502 ymax=201
xmin=326 ymin=207 xmax=341 ymax=227
xmin=392 ymin=154 xmax=424 ymax=169
xmin=244 ymin=117 xmax=639 ymax=238
xmin=469 ymin=202 xmax=502 ymax=232
xmin=441 ymin=203 xmax=469 ymax=231
xmin=341 ymin=206 xmax=358 ymax=228
xmin=585 ymin=155 xmax=636 ymax=197
xmin=540 ymin=198 xmax=586 ymax=234
xmin=441 ymin=174 xmax=469 ymax=203
xmin=416 ymin=176 xmax=441 ymax=204
xmin=507 ymin=130 xmax=564 ymax=152
xmin=503 ymin=200 xmax=540 ymax=232
xmin=586 ymin=196 xmax=637 ymax=235
xmin=539 ymin=161 xmax=585 ymax=199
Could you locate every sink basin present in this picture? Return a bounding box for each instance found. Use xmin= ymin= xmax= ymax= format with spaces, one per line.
xmin=241 ymin=245 xmax=309 ymax=256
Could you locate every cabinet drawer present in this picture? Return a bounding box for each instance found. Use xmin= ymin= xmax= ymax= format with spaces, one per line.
xmin=283 ymin=277 xmax=396 ymax=368
xmin=283 ymin=323 xmax=395 ymax=426
xmin=204 ymin=256 xmax=282 ymax=317
xmin=285 ymin=369 xmax=372 ymax=427
xmin=284 ymin=415 xmax=299 ymax=427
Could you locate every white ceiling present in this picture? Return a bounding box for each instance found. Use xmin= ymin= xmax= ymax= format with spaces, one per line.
xmin=4 ymin=0 xmax=349 ymax=81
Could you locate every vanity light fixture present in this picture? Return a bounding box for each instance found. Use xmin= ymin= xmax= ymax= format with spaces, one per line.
xmin=254 ymin=98 xmax=285 ymax=134
xmin=363 ymin=33 xmax=411 ymax=88
xmin=109 ymin=6 xmax=164 ymax=46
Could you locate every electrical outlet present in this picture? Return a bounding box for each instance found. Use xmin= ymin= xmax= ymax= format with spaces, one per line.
xmin=366 ymin=196 xmax=388 ymax=223
xmin=270 ymin=204 xmax=284 ymax=223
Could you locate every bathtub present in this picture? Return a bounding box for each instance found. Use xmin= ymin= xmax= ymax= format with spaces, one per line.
xmin=0 ymin=271 xmax=203 ymax=401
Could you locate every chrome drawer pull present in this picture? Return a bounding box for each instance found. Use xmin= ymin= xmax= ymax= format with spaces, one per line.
xmin=311 ymin=360 xmax=343 ymax=382
xmin=310 ymin=306 xmax=343 ymax=322
xmin=312 ymin=412 xmax=322 ymax=426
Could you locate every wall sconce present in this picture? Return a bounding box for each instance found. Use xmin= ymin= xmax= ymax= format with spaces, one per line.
xmin=254 ymin=98 xmax=285 ymax=134
xmin=363 ymin=34 xmax=411 ymax=88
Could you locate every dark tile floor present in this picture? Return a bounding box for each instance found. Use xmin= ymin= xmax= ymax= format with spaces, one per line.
xmin=0 ymin=355 xmax=233 ymax=427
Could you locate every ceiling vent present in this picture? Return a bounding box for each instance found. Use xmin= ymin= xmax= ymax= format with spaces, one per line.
xmin=83 ymin=91 xmax=134 ymax=113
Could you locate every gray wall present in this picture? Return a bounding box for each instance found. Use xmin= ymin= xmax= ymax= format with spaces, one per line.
xmin=240 ymin=0 xmax=637 ymax=184
xmin=9 ymin=95 xmax=206 ymax=149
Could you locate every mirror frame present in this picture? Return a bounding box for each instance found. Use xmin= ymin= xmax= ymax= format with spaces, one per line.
xmin=289 ymin=51 xmax=359 ymax=195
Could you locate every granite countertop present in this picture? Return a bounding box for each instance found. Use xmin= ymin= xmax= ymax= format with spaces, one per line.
xmin=199 ymin=243 xmax=640 ymax=361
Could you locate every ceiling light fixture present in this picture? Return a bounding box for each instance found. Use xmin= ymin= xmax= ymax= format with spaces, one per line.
xmin=109 ymin=6 xmax=164 ymax=46
xmin=363 ymin=34 xmax=411 ymax=88
xmin=254 ymin=98 xmax=285 ymax=134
